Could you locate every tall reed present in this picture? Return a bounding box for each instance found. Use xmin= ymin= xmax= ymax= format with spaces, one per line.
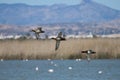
xmin=0 ymin=38 xmax=120 ymax=60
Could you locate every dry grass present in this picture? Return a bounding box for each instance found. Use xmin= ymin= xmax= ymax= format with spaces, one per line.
xmin=0 ymin=38 xmax=120 ymax=60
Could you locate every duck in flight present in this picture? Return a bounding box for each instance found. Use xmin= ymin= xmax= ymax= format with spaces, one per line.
xmin=51 ymin=32 xmax=66 ymax=51
xmin=31 ymin=27 xmax=45 ymax=40
xmin=81 ymin=50 xmax=96 ymax=61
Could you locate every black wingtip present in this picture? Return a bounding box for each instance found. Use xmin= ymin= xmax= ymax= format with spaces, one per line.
xmin=81 ymin=51 xmax=87 ymax=53
xmin=41 ymin=31 xmax=45 ymax=33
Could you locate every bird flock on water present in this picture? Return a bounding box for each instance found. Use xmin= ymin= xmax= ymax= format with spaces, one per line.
xmin=30 ymin=27 xmax=96 ymax=61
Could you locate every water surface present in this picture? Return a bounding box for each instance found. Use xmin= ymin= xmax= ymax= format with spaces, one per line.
xmin=0 ymin=59 xmax=120 ymax=80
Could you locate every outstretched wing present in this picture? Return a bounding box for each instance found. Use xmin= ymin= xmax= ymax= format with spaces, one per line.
xmin=57 ymin=32 xmax=62 ymax=38
xmin=55 ymin=40 xmax=60 ymax=50
xmin=31 ymin=29 xmax=36 ymax=32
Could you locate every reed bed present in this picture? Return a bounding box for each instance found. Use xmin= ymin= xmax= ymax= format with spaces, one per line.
xmin=0 ymin=38 xmax=120 ymax=60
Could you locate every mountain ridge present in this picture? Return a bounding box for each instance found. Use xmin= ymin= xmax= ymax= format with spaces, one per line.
xmin=0 ymin=18 xmax=120 ymax=35
xmin=0 ymin=0 xmax=120 ymax=25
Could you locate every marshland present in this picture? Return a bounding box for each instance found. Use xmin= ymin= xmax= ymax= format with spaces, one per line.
xmin=0 ymin=38 xmax=120 ymax=60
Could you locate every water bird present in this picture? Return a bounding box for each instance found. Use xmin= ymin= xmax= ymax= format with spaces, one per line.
xmin=81 ymin=50 xmax=96 ymax=61
xmin=68 ymin=67 xmax=72 ymax=70
xmin=31 ymin=27 xmax=45 ymax=40
xmin=76 ymin=59 xmax=81 ymax=61
xmin=35 ymin=67 xmax=39 ymax=71
xmin=48 ymin=69 xmax=54 ymax=73
xmin=1 ymin=59 xmax=3 ymax=61
xmin=47 ymin=59 xmax=51 ymax=61
xmin=25 ymin=59 xmax=28 ymax=61
xmin=51 ymin=32 xmax=66 ymax=50
xmin=98 ymin=70 xmax=103 ymax=74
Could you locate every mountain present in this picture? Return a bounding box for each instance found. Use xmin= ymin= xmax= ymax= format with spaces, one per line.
xmin=0 ymin=0 xmax=120 ymax=25
xmin=0 ymin=19 xmax=120 ymax=35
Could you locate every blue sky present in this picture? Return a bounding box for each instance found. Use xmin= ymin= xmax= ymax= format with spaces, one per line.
xmin=0 ymin=0 xmax=120 ymax=10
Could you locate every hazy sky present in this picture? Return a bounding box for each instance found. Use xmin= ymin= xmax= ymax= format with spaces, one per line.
xmin=0 ymin=0 xmax=120 ymax=10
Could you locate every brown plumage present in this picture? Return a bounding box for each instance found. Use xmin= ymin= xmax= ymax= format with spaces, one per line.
xmin=81 ymin=50 xmax=96 ymax=61
xmin=81 ymin=50 xmax=96 ymax=54
xmin=31 ymin=27 xmax=45 ymax=39
xmin=51 ymin=32 xmax=66 ymax=51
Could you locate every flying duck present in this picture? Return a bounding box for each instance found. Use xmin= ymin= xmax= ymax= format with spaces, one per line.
xmin=51 ymin=32 xmax=66 ymax=50
xmin=31 ymin=27 xmax=45 ymax=39
xmin=81 ymin=50 xmax=96 ymax=61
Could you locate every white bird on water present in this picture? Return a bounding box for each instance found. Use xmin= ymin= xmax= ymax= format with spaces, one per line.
xmin=35 ymin=67 xmax=39 ymax=71
xmin=76 ymin=59 xmax=81 ymax=61
xmin=68 ymin=67 xmax=72 ymax=70
xmin=48 ymin=69 xmax=54 ymax=73
xmin=25 ymin=59 xmax=28 ymax=61
xmin=48 ymin=59 xmax=51 ymax=61
xmin=98 ymin=70 xmax=103 ymax=74
xmin=1 ymin=59 xmax=3 ymax=61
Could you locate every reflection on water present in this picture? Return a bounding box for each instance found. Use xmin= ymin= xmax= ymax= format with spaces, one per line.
xmin=0 ymin=59 xmax=120 ymax=80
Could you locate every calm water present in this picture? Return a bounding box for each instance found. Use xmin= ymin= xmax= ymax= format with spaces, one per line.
xmin=0 ymin=59 xmax=120 ymax=80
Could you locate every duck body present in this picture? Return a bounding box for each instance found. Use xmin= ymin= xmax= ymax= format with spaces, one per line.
xmin=51 ymin=37 xmax=66 ymax=41
xmin=81 ymin=50 xmax=96 ymax=61
xmin=81 ymin=50 xmax=96 ymax=54
xmin=51 ymin=32 xmax=66 ymax=50
xmin=31 ymin=27 xmax=45 ymax=39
